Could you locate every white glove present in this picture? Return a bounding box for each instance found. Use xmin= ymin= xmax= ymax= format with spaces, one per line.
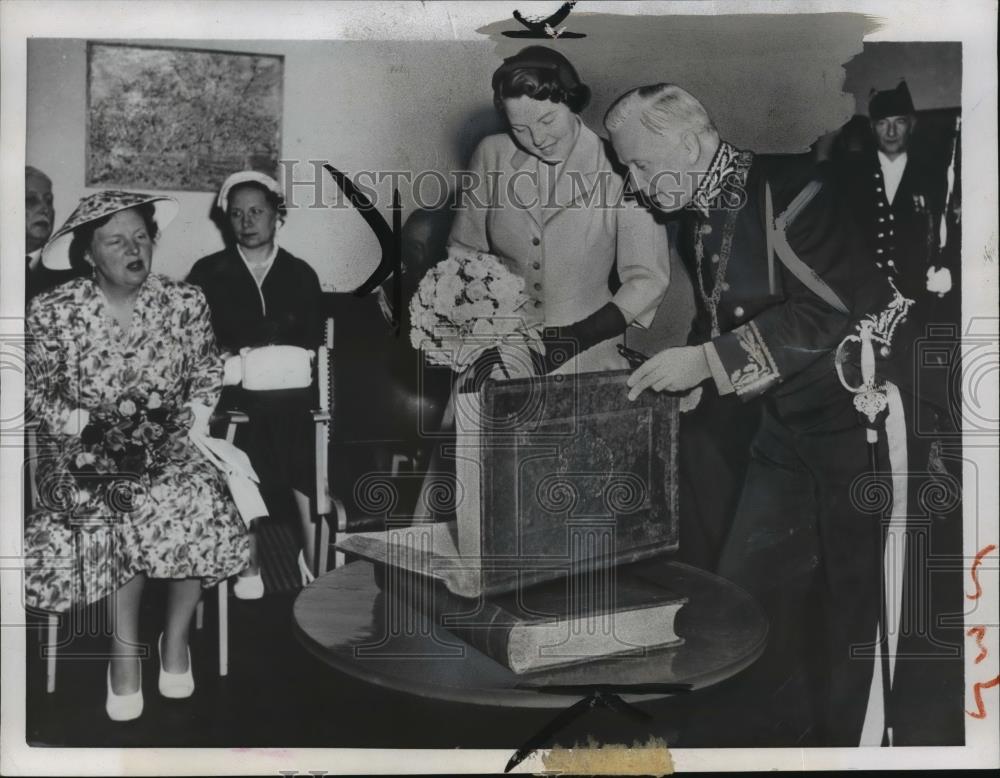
xmin=223 ymin=355 xmax=243 ymax=386
xmin=63 ymin=408 xmax=91 ymax=435
xmin=241 ymin=346 xmax=314 ymax=391
xmin=926 ymin=266 xmax=952 ymax=297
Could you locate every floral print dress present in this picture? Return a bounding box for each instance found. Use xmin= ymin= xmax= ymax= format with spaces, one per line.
xmin=24 ymin=274 xmax=250 ymax=612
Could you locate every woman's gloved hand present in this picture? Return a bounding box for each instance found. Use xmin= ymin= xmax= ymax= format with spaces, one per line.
xmin=222 ymin=354 xmax=243 ymax=386
xmin=535 ymin=302 xmax=627 ymax=374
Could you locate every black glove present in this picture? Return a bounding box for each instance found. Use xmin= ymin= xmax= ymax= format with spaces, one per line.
xmin=457 ymin=347 xmax=504 ymax=393
xmin=535 ymin=303 xmax=628 ymax=374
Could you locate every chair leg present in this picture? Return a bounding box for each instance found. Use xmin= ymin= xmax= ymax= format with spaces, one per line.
xmin=218 ymin=580 xmax=228 ymax=677
xmin=195 ymin=599 xmax=204 ymax=630
xmin=45 ymin=614 xmax=58 ymax=693
xmin=332 ymin=497 xmax=347 ymax=570
xmin=313 ymin=514 xmax=331 ymax=577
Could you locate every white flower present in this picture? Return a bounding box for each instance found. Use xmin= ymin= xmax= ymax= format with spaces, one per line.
xmin=451 ymin=303 xmax=474 ymax=325
xmin=118 ymin=399 xmax=137 ymax=416
xmin=146 ymin=391 xmax=163 ymax=410
xmin=464 ymin=260 xmax=489 ymax=280
xmin=417 ymin=279 xmax=435 ymax=306
xmin=466 ymin=280 xmax=489 ymax=302
xmin=468 ymin=300 xmax=496 ymax=320
xmin=436 ymin=273 xmax=464 ymax=302
xmin=438 ymin=258 xmax=460 ymax=277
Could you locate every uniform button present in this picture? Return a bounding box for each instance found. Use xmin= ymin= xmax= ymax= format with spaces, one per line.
xmin=533 ymin=282 xmax=542 ymax=291
xmin=889 ymin=214 xmax=895 ymax=220
xmin=876 ymin=248 xmax=884 ymax=254
xmin=880 ymin=346 xmax=891 ymax=358
xmin=876 ymin=262 xmax=883 ymax=268
xmin=878 ymin=217 xmax=885 ymax=223
xmin=711 ymin=253 xmax=720 ymax=264
xmin=734 ymin=305 xmax=745 ymax=318
xmin=889 ymin=230 xmax=894 ymax=236
xmin=878 ymin=233 xmax=884 ymax=238
xmin=873 ymin=173 xmax=880 ymax=179
xmin=887 ymin=260 xmax=895 ymax=267
xmin=532 ymin=261 xmax=541 ymax=270
xmin=531 ymin=237 xmax=540 ymax=246
xmin=877 ymin=202 xmax=885 ymax=208
xmin=721 ymin=281 xmax=730 ymax=292
xmin=875 ymin=186 xmax=883 ymax=193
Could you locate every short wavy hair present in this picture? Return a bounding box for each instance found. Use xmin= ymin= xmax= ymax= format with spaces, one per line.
xmin=491 ymin=46 xmax=591 ymax=114
xmin=605 ymin=83 xmax=716 ymax=139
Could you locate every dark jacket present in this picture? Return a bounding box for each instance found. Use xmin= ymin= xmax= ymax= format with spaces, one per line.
xmin=676 ymin=151 xmax=895 ymax=425
xmin=186 ymin=246 xmax=323 ymax=354
xmin=839 ymin=149 xmax=948 ymax=301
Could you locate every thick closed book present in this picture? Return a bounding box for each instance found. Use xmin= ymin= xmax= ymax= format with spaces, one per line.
xmin=338 ymin=370 xmax=680 ymax=597
xmin=377 ymin=561 xmax=687 ymax=675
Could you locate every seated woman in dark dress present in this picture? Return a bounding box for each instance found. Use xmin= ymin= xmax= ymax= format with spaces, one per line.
xmin=188 ymin=171 xmax=323 ymax=598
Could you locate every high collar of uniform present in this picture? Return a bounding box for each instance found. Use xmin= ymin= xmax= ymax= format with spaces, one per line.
xmin=690 ymin=140 xmax=741 ymax=215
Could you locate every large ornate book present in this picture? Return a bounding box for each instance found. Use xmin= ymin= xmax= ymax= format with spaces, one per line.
xmin=337 ymin=369 xmax=680 ymax=598
xmin=377 ymin=560 xmax=687 ymax=674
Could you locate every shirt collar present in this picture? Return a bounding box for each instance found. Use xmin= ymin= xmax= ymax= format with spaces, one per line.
xmin=877 ymin=150 xmax=908 ymax=170
xmin=690 ymin=140 xmax=740 ymax=216
xmin=236 ymin=243 xmax=279 ymax=282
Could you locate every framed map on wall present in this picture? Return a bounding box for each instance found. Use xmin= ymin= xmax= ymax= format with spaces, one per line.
xmin=86 ymin=42 xmax=283 ymax=191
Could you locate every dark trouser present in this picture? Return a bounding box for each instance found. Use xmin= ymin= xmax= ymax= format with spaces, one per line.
xmin=717 ymin=401 xmax=883 ymax=746
xmin=677 ymin=390 xmax=762 ymax=571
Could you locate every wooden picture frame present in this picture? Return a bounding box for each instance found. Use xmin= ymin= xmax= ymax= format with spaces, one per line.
xmin=86 ymin=41 xmax=284 ymax=192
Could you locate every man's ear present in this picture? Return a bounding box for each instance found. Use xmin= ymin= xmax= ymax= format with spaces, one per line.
xmin=681 ymin=131 xmax=701 ymax=164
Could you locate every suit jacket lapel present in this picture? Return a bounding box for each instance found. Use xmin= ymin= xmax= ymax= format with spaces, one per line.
xmin=508 ymin=147 xmax=543 ymax=228
xmin=542 ymin=121 xmax=602 ymax=226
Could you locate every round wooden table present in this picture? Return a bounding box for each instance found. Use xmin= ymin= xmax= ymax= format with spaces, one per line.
xmin=293 ymin=559 xmax=767 ymax=708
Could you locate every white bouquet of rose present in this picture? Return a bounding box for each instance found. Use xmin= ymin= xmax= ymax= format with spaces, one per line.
xmin=409 ymin=247 xmax=543 ymax=375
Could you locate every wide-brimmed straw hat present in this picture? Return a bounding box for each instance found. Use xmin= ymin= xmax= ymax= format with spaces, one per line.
xmin=216 ymin=170 xmax=285 ymax=213
xmin=41 ymin=190 xmax=178 ymax=271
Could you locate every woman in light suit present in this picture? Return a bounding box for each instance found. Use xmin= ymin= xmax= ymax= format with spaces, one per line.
xmin=449 ymin=46 xmax=671 ymax=374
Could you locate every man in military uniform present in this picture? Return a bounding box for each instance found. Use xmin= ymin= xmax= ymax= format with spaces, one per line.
xmin=841 ymin=81 xmax=950 ymax=304
xmin=838 ymin=82 xmax=965 ymax=744
xmin=606 ymin=83 xmax=898 ymax=745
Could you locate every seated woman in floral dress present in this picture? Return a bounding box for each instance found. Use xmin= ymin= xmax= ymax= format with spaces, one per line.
xmin=23 ymin=190 xmax=250 ymax=722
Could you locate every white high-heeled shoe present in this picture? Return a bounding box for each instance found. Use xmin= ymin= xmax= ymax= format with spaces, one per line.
xmin=106 ymin=660 xmax=143 ymax=721
xmin=157 ymin=632 xmax=194 ymax=699
xmin=233 ymin=571 xmax=264 ymax=600
xmin=298 ymin=550 xmax=316 ymax=586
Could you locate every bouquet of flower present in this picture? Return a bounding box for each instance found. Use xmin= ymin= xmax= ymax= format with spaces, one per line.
xmin=57 ymin=390 xmax=191 ymax=514
xmin=408 ymin=247 xmax=542 ymax=374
